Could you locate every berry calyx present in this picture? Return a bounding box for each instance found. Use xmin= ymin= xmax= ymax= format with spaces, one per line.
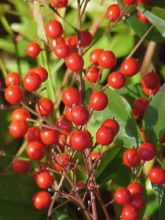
xmin=89 ymin=91 xmax=108 ymax=111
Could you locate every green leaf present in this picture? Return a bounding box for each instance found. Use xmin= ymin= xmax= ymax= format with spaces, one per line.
xmin=143 ymin=84 xmax=165 ymax=144
xmin=0 ymin=174 xmax=46 ymax=220
xmin=88 ymin=88 xmax=141 ymax=148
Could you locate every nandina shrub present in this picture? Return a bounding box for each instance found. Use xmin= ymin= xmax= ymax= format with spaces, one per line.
xmin=0 ymin=0 xmax=165 ymax=220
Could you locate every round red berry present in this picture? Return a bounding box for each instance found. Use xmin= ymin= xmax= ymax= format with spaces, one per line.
xmin=25 ymin=127 xmax=41 ymax=143
xmin=142 ymin=82 xmax=160 ymax=96
xmin=33 ymin=191 xmax=51 ymax=209
xmin=114 ymin=187 xmax=131 ymax=205
xmin=133 ymin=98 xmax=149 ymax=116
xmin=23 ymin=72 xmax=41 ymax=92
xmin=122 ymin=0 xmax=136 ymax=5
xmin=148 ymin=166 xmax=165 ymax=185
xmin=5 ymin=86 xmax=24 ymax=105
xmin=102 ymin=118 xmax=119 ymax=135
xmin=127 ymin=182 xmax=143 ymax=196
xmin=98 ymin=50 xmax=116 ymax=69
xmin=106 ymin=4 xmax=121 ymax=21
xmin=33 ymin=66 xmax=48 ymax=82
xmin=36 ymin=171 xmax=53 ymax=189
xmin=12 ymin=159 xmax=30 ymax=174
xmin=45 ymin=20 xmax=63 ymax=39
xmin=121 ymin=205 xmax=139 ymax=220
xmin=137 ymin=0 xmax=150 ymax=5
xmin=70 ymin=105 xmax=89 ymax=126
xmin=50 ymin=0 xmax=68 ymax=8
xmin=62 ymin=87 xmax=81 ymax=107
xmin=9 ymin=120 xmax=28 ymax=138
xmin=137 ymin=143 xmax=156 ymax=161
xmin=130 ymin=194 xmax=144 ymax=209
xmin=80 ymin=30 xmax=93 ymax=48
xmin=5 ymin=72 xmax=21 ymax=87
xmin=121 ymin=58 xmax=139 ymax=77
xmin=26 ymin=141 xmax=45 ymax=161
xmin=65 ymin=107 xmax=73 ymax=121
xmin=55 ymin=115 xmax=72 ymax=133
xmin=11 ymin=108 xmax=30 ymax=122
xmin=108 ymin=71 xmax=126 ymax=89
xmin=85 ymin=66 xmax=101 ymax=83
xmin=137 ymin=11 xmax=149 ymax=24
xmin=65 ymin=53 xmax=84 ymax=72
xmin=141 ymin=71 xmax=160 ymax=90
xmin=89 ymin=49 xmax=103 ymax=65
xmin=65 ymin=35 xmax=77 ymax=51
xmin=40 ymin=128 xmax=59 ymax=145
xmin=89 ymin=91 xmax=108 ymax=111
xmin=26 ymin=42 xmax=41 ymax=58
xmin=53 ymin=43 xmax=70 ymax=58
xmin=96 ymin=126 xmax=114 ymax=145
xmin=35 ymin=98 xmax=53 ymax=116
xmin=123 ymin=149 xmax=140 ymax=168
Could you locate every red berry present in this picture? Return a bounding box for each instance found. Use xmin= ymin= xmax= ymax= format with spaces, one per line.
xmin=122 ymin=0 xmax=136 ymax=5
xmin=5 ymin=72 xmax=21 ymax=87
xmin=121 ymin=205 xmax=139 ymax=220
xmin=108 ymin=71 xmax=126 ymax=89
xmin=50 ymin=0 xmax=68 ymax=8
xmin=5 ymin=86 xmax=24 ymax=105
xmin=70 ymin=105 xmax=89 ymax=126
xmin=102 ymin=118 xmax=119 ymax=135
xmin=130 ymin=194 xmax=144 ymax=209
xmin=89 ymin=49 xmax=103 ymax=65
xmin=123 ymin=149 xmax=140 ymax=168
xmin=65 ymin=35 xmax=77 ymax=51
xmin=11 ymin=108 xmax=30 ymax=122
xmin=96 ymin=126 xmax=114 ymax=145
xmin=55 ymin=153 xmax=72 ymax=167
xmin=137 ymin=143 xmax=156 ymax=161
xmin=26 ymin=42 xmax=41 ymax=58
xmin=121 ymin=58 xmax=139 ymax=77
xmin=55 ymin=115 xmax=72 ymax=133
xmin=89 ymin=91 xmax=108 ymax=111
xmin=9 ymin=120 xmax=28 ymax=138
xmin=90 ymin=151 xmax=100 ymax=160
xmin=133 ymin=98 xmax=149 ymax=116
xmin=45 ymin=20 xmax=63 ymax=39
xmin=40 ymin=128 xmax=58 ymax=145
xmin=36 ymin=171 xmax=53 ymax=189
xmin=148 ymin=166 xmax=165 ymax=185
xmin=65 ymin=53 xmax=84 ymax=72
xmin=25 ymin=127 xmax=41 ymax=143
xmin=33 ymin=66 xmax=48 ymax=82
xmin=137 ymin=11 xmax=149 ymax=24
xmin=98 ymin=50 xmax=116 ymax=69
xmin=26 ymin=141 xmax=45 ymax=161
xmin=114 ymin=187 xmax=131 ymax=205
xmin=53 ymin=43 xmax=70 ymax=58
xmin=62 ymin=87 xmax=81 ymax=107
xmin=141 ymin=71 xmax=160 ymax=90
xmin=85 ymin=66 xmax=101 ymax=83
xmin=33 ymin=191 xmax=51 ymax=209
xmin=35 ymin=98 xmax=53 ymax=116
xmin=65 ymin=107 xmax=73 ymax=121
xmin=127 ymin=182 xmax=143 ymax=196
xmin=23 ymin=72 xmax=41 ymax=92
xmin=106 ymin=4 xmax=121 ymax=21
xmin=70 ymin=130 xmax=92 ymax=151
xmin=12 ymin=159 xmax=30 ymax=174
xmin=137 ymin=0 xmax=150 ymax=5
xmin=80 ymin=30 xmax=93 ymax=48
xmin=142 ymin=82 xmax=160 ymax=96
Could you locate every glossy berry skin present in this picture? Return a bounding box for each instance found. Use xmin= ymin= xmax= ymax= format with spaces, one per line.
xmin=89 ymin=91 xmax=108 ymax=111
xmin=5 ymin=72 xmax=21 ymax=87
xmin=130 ymin=194 xmax=144 ymax=209
xmin=11 ymin=108 xmax=30 ymax=122
xmin=25 ymin=127 xmax=41 ymax=143
xmin=80 ymin=30 xmax=93 ymax=48
xmin=33 ymin=66 xmax=48 ymax=82
xmin=142 ymin=82 xmax=160 ymax=96
xmin=50 ymin=0 xmax=68 ymax=8
xmin=70 ymin=130 xmax=92 ymax=151
xmin=96 ymin=126 xmax=114 ymax=145
xmin=26 ymin=141 xmax=45 ymax=161
xmin=123 ymin=149 xmax=140 ymax=168
xmin=89 ymin=49 xmax=103 ymax=65
xmin=122 ymin=0 xmax=136 ymax=5
xmin=137 ymin=143 xmax=156 ymax=161
xmin=36 ymin=171 xmax=53 ymax=189
xmin=26 ymin=42 xmax=41 ymax=58
xmin=114 ymin=187 xmax=131 ymax=205
xmin=121 ymin=205 xmax=139 ymax=220
xmin=98 ymin=51 xmax=116 ymax=69
xmin=55 ymin=115 xmax=72 ymax=133
xmin=70 ymin=105 xmax=89 ymax=126
xmin=53 ymin=43 xmax=70 ymax=58
xmin=40 ymin=129 xmax=59 ymax=145
xmin=33 ymin=191 xmax=51 ymax=210
xmin=65 ymin=36 xmax=77 ymax=51
xmin=105 ymin=4 xmax=121 ymax=21
xmin=127 ymin=182 xmax=143 ymax=196
xmin=5 ymin=86 xmax=24 ymax=105
xmin=65 ymin=53 xmax=84 ymax=72
xmin=137 ymin=0 xmax=150 ymax=5
xmin=133 ymin=98 xmax=149 ymax=116
xmin=9 ymin=121 xmax=28 ymax=138
xmin=85 ymin=66 xmax=101 ymax=83
xmin=23 ymin=73 xmax=41 ymax=92
xmin=121 ymin=58 xmax=139 ymax=77
xmin=65 ymin=107 xmax=72 ymax=121
xmin=12 ymin=160 xmax=30 ymax=174
xmin=45 ymin=20 xmax=63 ymax=39
xmin=35 ymin=98 xmax=53 ymax=116
xmin=62 ymin=87 xmax=81 ymax=107
xmin=137 ymin=11 xmax=149 ymax=24
xmin=108 ymin=71 xmax=126 ymax=89
xmin=148 ymin=166 xmax=165 ymax=185
xmin=102 ymin=118 xmax=119 ymax=135
xmin=141 ymin=71 xmax=160 ymax=90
